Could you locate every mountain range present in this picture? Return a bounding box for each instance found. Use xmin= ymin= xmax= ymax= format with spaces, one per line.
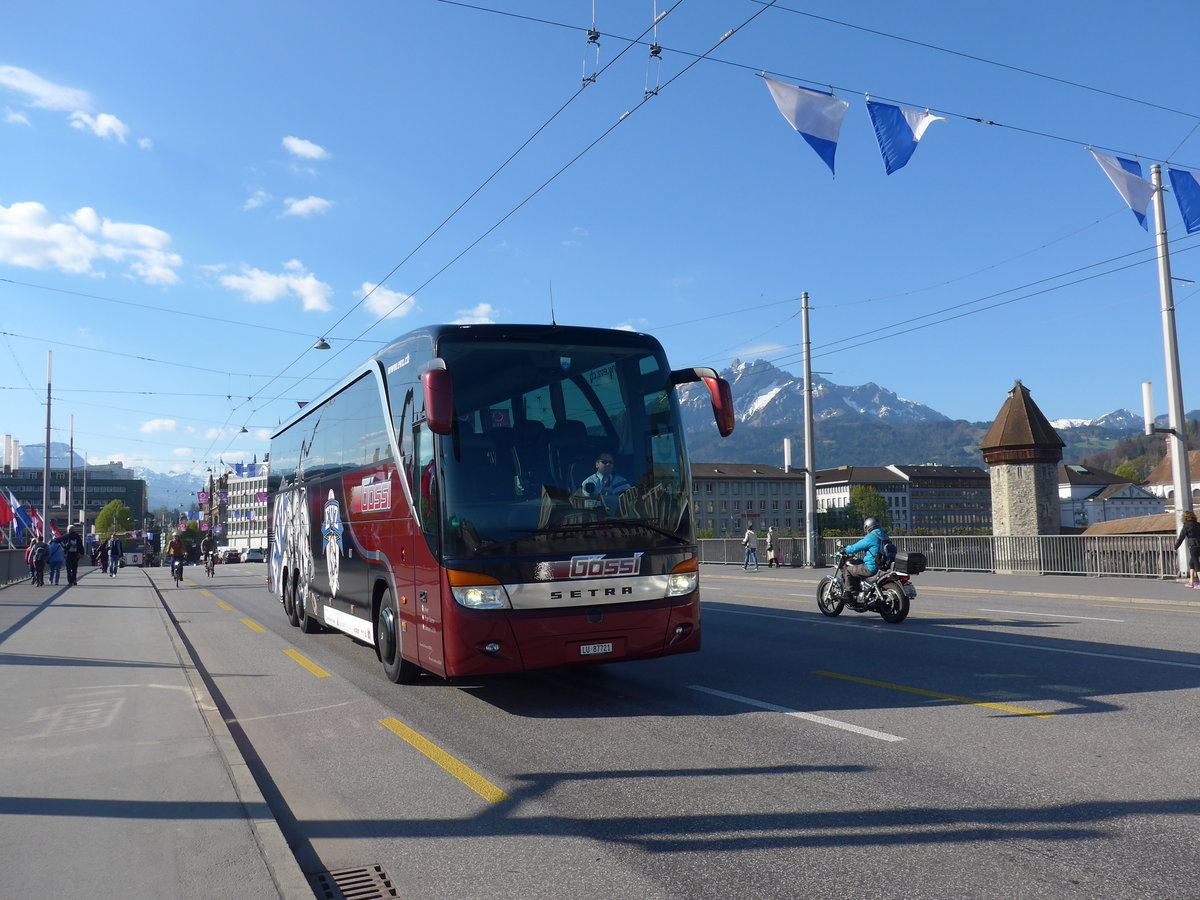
xmin=677 ymin=359 xmax=1194 ymax=470
xmin=20 ymin=443 xmax=204 ymax=511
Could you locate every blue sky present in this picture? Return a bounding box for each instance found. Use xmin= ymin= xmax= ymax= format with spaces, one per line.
xmin=2 ymin=0 xmax=1199 ymax=473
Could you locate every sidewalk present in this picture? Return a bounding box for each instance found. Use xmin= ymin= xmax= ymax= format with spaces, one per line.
xmin=0 ymin=564 xmax=311 ymax=900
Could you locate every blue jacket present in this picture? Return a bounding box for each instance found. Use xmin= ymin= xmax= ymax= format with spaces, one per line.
xmin=47 ymin=541 xmax=64 ymax=564
xmin=845 ymin=527 xmax=889 ymax=573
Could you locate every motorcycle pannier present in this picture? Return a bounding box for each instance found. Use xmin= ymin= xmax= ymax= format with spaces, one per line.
xmin=893 ymin=552 xmax=927 ymax=575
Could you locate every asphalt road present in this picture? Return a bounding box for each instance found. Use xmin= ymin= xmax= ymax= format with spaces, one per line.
xmin=159 ymin=563 xmax=1200 ymax=900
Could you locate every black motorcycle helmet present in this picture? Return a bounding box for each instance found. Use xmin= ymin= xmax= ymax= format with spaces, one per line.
xmin=863 ymin=516 xmax=880 ymax=532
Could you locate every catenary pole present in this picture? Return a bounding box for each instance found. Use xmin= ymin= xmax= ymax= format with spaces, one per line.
xmin=802 ymin=292 xmax=817 ymax=566
xmin=68 ymin=415 xmax=74 ymax=533
xmin=42 ymin=351 xmax=51 ymax=538
xmin=1151 ymin=164 xmax=1193 ymax=574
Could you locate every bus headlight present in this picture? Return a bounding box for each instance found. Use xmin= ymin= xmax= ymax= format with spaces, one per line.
xmin=451 ymin=584 xmax=511 ymax=609
xmin=667 ymin=572 xmax=697 ymax=597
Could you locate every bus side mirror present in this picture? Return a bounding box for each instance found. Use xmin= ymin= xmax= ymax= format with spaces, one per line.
xmin=704 ymin=375 xmax=735 ymax=437
xmin=670 ymin=366 xmax=735 ymax=438
xmin=422 ymin=365 xmax=454 ymax=435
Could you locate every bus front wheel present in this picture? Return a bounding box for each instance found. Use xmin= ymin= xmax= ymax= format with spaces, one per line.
xmin=377 ymin=588 xmax=420 ymax=684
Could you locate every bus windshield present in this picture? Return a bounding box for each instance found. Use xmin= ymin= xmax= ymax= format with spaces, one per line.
xmin=430 ymin=336 xmax=692 ymax=559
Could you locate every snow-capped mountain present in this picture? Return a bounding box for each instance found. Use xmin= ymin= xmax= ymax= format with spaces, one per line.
xmin=678 ymin=359 xmax=951 ymax=431
xmin=19 ymin=442 xmax=204 ymax=510
xmin=1049 ymin=409 xmax=1144 ymax=431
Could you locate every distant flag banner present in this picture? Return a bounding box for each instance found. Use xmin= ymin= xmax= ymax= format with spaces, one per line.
xmin=255 ymin=492 xmax=268 ymax=503
xmin=49 ymin=522 xmax=61 ymax=539
xmin=763 ymin=76 xmax=849 ymax=175
xmin=198 ymin=491 xmax=210 ymax=504
xmin=867 ymin=101 xmax=945 ymax=175
xmin=178 ymin=519 xmax=187 ymax=530
xmin=1168 ymin=168 xmax=1200 ymax=234
xmin=30 ymin=507 xmax=44 ymax=538
xmin=1091 ymin=150 xmax=1151 ymax=230
xmin=218 ymin=492 xmax=228 ymax=503
xmin=0 ymin=490 xmax=12 ymax=528
xmin=10 ymin=491 xmax=33 ymax=535
xmin=214 ymin=524 xmax=224 ymax=534
xmin=200 ymin=522 xmax=209 ymax=532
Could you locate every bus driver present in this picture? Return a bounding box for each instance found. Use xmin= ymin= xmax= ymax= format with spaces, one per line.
xmin=580 ymin=452 xmax=632 ymax=515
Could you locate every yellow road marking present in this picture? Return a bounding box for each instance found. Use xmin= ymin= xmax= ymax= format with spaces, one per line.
xmin=379 ymin=717 xmax=510 ymax=803
xmin=284 ymin=649 xmax=331 ymax=678
xmin=812 ymin=670 xmax=1053 ymax=718
xmin=240 ymin=618 xmax=266 ymax=633
xmin=216 ymin=601 xmax=232 ymax=611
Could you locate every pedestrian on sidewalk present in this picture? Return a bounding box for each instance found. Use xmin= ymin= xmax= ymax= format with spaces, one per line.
xmin=766 ymin=525 xmax=779 ymax=568
xmin=742 ymin=525 xmax=760 ymax=570
xmin=106 ymin=533 xmax=123 ymax=576
xmin=61 ymin=526 xmax=85 ymax=585
xmin=46 ymin=537 xmax=64 ymax=585
xmin=24 ymin=541 xmax=38 ymax=582
xmin=96 ymin=539 xmax=108 ymax=574
xmin=1174 ymin=510 xmax=1200 ymax=588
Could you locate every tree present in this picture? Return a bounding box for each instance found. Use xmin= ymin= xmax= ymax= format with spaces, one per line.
xmin=94 ymin=500 xmax=135 ymax=536
xmin=849 ymin=485 xmax=890 ymax=530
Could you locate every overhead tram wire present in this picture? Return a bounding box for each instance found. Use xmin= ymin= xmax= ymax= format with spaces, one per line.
xmin=227 ymin=3 xmax=688 ymax=432
xmin=444 ymin=1 xmax=1200 ymax=171
xmin=255 ymin=1 xmax=782 ymax=419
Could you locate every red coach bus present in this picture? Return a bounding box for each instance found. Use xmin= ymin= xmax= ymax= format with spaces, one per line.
xmin=267 ymin=323 xmax=733 ymax=683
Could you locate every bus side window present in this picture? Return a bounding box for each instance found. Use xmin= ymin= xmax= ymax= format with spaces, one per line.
xmin=415 ymin=422 xmax=437 ymax=537
xmin=399 ymin=390 xmax=415 ymax=492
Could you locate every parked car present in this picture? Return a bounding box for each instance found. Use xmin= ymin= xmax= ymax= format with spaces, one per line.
xmin=243 ymin=548 xmax=266 ymax=563
xmin=222 ymin=549 xmax=242 ymax=564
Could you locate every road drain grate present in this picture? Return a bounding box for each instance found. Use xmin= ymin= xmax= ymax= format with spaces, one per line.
xmin=312 ymin=864 xmax=398 ymax=899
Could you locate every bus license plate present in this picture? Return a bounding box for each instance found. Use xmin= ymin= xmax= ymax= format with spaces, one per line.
xmin=580 ymin=641 xmax=614 ymax=657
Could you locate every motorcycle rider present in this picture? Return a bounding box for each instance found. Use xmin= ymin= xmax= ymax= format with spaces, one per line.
xmin=842 ymin=516 xmax=889 ymax=598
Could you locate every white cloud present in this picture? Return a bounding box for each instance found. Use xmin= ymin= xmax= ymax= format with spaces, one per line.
xmin=172 ymin=447 xmax=192 ymax=457
xmin=0 ymin=201 xmax=181 ymax=284
xmin=140 ymin=419 xmax=176 ymax=434
xmin=359 ymin=283 xmax=418 ymax=320
xmin=204 ymin=428 xmax=226 ymax=440
xmin=452 ymin=302 xmax=499 ymax=325
xmin=243 ymin=190 xmax=270 ymax=211
xmin=70 ymin=111 xmax=128 ymax=142
xmin=219 ymin=259 xmax=333 ymax=312
xmin=137 ymin=137 xmax=152 ymax=150
xmin=254 ymin=428 xmax=272 ymax=441
xmin=4 ymin=108 xmax=29 ymax=126
xmin=283 ymin=196 xmax=332 ymax=217
xmin=0 ymin=66 xmax=90 ymax=111
xmin=282 ymin=136 xmax=328 ymax=160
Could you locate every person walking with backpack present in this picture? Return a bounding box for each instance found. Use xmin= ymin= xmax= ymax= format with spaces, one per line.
xmin=61 ymin=526 xmax=85 ymax=585
xmin=106 ymin=534 xmax=123 ymax=576
xmin=29 ymin=536 xmax=49 ymax=586
xmin=46 ymin=537 xmax=65 ymax=585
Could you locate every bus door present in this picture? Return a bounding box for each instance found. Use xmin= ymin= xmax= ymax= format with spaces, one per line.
xmin=413 ymin=420 xmax=446 ymax=674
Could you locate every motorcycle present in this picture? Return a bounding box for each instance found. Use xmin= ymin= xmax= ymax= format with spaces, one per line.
xmin=816 ymin=547 xmax=926 ymax=624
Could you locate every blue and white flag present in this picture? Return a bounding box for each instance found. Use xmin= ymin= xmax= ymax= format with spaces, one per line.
xmin=1168 ymin=168 xmax=1200 ymax=234
xmin=763 ymin=76 xmax=849 ymax=174
xmin=8 ymin=490 xmax=33 ymax=537
xmin=867 ymin=101 xmax=944 ymax=175
xmin=1091 ymin=150 xmax=1152 ymax=230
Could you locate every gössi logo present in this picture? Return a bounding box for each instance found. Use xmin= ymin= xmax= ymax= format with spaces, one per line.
xmin=551 ymin=553 xmax=644 ymax=579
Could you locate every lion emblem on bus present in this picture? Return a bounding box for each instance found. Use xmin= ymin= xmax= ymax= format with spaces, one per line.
xmin=322 ymin=489 xmax=343 ymax=598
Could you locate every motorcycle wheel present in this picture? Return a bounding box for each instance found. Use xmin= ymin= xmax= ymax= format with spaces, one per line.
xmin=817 ymin=580 xmax=844 ymax=617
xmin=878 ymin=583 xmax=910 ymax=624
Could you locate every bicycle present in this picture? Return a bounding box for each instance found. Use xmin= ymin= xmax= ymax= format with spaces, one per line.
xmin=172 ymin=557 xmax=184 ymax=587
xmin=204 ymin=553 xmax=215 ymax=578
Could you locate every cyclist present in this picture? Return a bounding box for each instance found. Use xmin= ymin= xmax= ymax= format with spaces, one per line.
xmin=166 ymin=532 xmax=187 ymax=583
xmin=200 ymin=534 xmax=217 ymax=575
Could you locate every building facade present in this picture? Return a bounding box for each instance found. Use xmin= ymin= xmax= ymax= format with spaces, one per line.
xmin=690 ymin=463 xmax=808 ymax=536
xmin=1059 ymin=464 xmax=1164 ymax=530
xmin=0 ymin=462 xmax=148 ymax=538
xmin=814 ymin=464 xmax=991 ymax=533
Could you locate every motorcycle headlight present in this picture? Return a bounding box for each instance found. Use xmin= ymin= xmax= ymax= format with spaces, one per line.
xmin=450 ymin=584 xmax=511 ymax=609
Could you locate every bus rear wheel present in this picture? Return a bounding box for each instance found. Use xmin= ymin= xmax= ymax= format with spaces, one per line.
xmin=286 ymin=576 xmax=300 ymax=627
xmin=377 ymin=588 xmax=420 ymax=684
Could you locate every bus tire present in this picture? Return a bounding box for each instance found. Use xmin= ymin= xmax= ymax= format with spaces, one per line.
xmin=298 ymin=585 xmax=322 ymax=634
xmin=377 ymin=587 xmax=420 ymax=684
xmin=286 ymin=574 xmax=301 ymax=628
